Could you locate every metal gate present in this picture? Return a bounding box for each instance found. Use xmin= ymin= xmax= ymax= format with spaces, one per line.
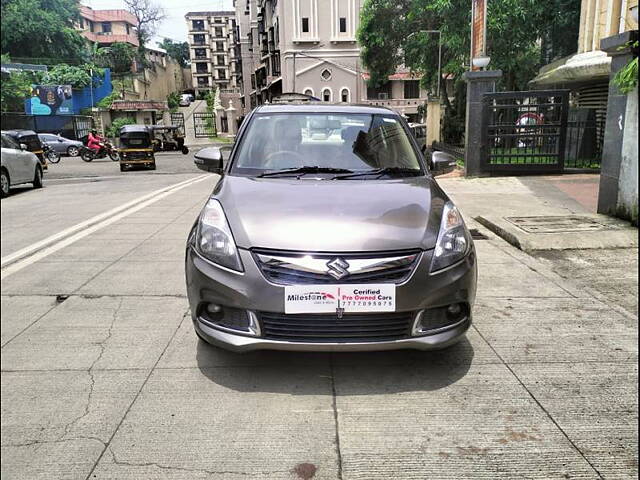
xmin=73 ymin=116 xmax=92 ymax=140
xmin=482 ymin=90 xmax=569 ymax=174
xmin=170 ymin=112 xmax=185 ymax=136
xmin=193 ymin=112 xmax=216 ymax=138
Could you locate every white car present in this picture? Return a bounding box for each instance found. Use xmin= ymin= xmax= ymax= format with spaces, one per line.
xmin=1 ymin=132 xmax=44 ymax=198
xmin=179 ymin=94 xmax=192 ymax=107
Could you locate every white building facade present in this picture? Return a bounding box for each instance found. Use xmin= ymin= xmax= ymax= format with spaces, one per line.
xmin=185 ymin=10 xmax=241 ymax=101
xmin=233 ymin=0 xmax=428 ymax=120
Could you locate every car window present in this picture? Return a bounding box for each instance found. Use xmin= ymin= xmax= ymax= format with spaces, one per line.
xmin=233 ymin=113 xmax=422 ymax=175
xmin=2 ymin=134 xmax=20 ymax=150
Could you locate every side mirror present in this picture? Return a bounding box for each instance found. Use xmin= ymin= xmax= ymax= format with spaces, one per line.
xmin=430 ymin=151 xmax=457 ymax=176
xmin=194 ymin=147 xmax=224 ymax=174
xmin=20 ymin=143 xmax=28 ymax=151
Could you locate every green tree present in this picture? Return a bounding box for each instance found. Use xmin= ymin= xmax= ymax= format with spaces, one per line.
xmin=0 ymin=55 xmax=40 ymax=112
xmin=358 ymin=0 xmax=580 ymax=94
xmin=358 ymin=0 xmax=580 ymax=142
xmin=43 ymin=63 xmax=104 ymax=88
xmin=157 ymin=38 xmax=190 ymax=68
xmin=1 ymin=0 xmax=86 ymax=62
xmin=94 ymin=42 xmax=136 ymax=74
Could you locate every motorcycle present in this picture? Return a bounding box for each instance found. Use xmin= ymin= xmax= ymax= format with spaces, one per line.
xmin=42 ymin=143 xmax=61 ymax=164
xmin=80 ymin=141 xmax=119 ymax=162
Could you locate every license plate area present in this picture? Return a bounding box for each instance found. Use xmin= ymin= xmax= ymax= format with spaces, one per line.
xmin=284 ymin=284 xmax=396 ymax=314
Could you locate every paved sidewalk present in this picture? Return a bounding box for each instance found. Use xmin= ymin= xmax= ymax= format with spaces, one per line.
xmin=439 ymin=174 xmax=637 ymax=252
xmin=1 ymin=174 xmax=637 ymax=479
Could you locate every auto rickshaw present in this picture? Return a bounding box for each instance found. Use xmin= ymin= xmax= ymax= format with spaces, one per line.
xmin=150 ymin=125 xmax=189 ymax=154
xmin=3 ymin=129 xmax=48 ymax=171
xmin=118 ymin=125 xmax=156 ymax=171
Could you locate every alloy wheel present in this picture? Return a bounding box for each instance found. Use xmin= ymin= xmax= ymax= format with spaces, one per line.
xmin=1 ymin=171 xmax=9 ymax=197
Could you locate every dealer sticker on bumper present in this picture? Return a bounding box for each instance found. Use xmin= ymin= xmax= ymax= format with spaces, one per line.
xmin=284 ymin=284 xmax=396 ymax=314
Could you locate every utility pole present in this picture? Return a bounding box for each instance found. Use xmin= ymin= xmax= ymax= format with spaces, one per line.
xmin=292 ymin=52 xmax=296 ymax=93
xmin=90 ymin=67 xmax=94 ymax=108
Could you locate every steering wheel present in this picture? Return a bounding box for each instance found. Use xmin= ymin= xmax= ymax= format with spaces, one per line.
xmin=264 ymin=150 xmax=305 ymax=169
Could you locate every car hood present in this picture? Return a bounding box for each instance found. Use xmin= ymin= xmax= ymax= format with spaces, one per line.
xmin=213 ymin=175 xmax=449 ymax=252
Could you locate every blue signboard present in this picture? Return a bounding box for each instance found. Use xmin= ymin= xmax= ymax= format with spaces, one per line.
xmin=26 ymin=85 xmax=73 ymax=115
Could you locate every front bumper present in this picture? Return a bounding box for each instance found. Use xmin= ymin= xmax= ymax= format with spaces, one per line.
xmin=186 ymin=245 xmax=477 ymax=352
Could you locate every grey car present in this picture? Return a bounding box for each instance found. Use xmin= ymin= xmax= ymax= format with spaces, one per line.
xmin=186 ymin=104 xmax=477 ymax=352
xmin=37 ymin=133 xmax=83 ymax=156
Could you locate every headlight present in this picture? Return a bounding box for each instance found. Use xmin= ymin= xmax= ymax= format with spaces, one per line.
xmin=431 ymin=202 xmax=469 ymax=272
xmin=196 ymin=199 xmax=243 ymax=271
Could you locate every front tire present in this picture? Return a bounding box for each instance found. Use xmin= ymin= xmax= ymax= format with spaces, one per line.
xmin=0 ymin=169 xmax=10 ymax=198
xmin=80 ymin=149 xmax=93 ymax=162
xmin=109 ymin=151 xmax=119 ymax=161
xmin=33 ymin=166 xmax=43 ymax=189
xmin=67 ymin=146 xmax=79 ymax=157
xmin=47 ymin=150 xmax=60 ymax=164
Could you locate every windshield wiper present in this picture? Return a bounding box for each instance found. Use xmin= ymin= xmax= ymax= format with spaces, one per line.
xmin=332 ymin=167 xmax=421 ymax=180
xmin=257 ymin=166 xmax=354 ymax=178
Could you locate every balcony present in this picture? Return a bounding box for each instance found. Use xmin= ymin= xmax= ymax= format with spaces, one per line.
xmin=81 ymin=31 xmax=139 ymax=47
xmin=361 ymin=98 xmax=425 ymax=114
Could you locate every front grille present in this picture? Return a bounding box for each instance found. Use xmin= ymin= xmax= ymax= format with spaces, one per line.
xmin=123 ymin=151 xmax=150 ymax=160
xmin=253 ymin=249 xmax=421 ymax=285
xmin=259 ymin=311 xmax=414 ymax=343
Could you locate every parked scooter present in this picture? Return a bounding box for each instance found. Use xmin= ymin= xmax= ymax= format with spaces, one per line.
xmin=80 ymin=141 xmax=119 ymax=162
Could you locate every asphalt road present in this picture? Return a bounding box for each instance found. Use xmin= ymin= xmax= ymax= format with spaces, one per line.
xmin=1 ymin=154 xmax=637 ymax=479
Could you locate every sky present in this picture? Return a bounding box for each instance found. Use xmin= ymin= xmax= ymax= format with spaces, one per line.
xmin=83 ymin=0 xmax=234 ymax=45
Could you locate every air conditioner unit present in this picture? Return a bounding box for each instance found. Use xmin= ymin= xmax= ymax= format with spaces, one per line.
xmin=378 ymin=93 xmax=389 ymax=100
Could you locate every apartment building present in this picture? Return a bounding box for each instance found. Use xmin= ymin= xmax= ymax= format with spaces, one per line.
xmin=185 ymin=11 xmax=241 ymax=100
xmin=233 ymin=0 xmax=428 ymax=120
xmin=78 ymin=6 xmax=139 ymax=47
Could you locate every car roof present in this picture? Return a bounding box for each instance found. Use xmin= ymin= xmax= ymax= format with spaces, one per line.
xmin=2 ymin=129 xmax=38 ymax=137
xmin=120 ymin=125 xmax=150 ymax=133
xmin=254 ymin=103 xmax=397 ymax=115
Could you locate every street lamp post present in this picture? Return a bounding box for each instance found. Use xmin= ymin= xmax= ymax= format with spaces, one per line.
xmin=406 ymin=30 xmax=442 ymax=99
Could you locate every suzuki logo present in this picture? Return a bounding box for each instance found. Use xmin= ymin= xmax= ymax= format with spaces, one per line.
xmin=326 ymin=258 xmax=350 ymax=280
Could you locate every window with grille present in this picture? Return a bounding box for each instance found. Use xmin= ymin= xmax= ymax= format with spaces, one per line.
xmin=339 ymin=17 xmax=347 ymax=33
xmin=404 ymin=80 xmax=420 ymax=99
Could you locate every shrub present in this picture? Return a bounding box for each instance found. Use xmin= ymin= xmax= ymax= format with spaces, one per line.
xmin=106 ymin=117 xmax=136 ymax=137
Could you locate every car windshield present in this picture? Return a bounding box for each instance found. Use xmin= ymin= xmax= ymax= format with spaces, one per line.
xmin=232 ymin=113 xmax=423 ymax=177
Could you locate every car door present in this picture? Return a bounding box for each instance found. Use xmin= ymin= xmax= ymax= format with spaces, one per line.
xmin=40 ymin=134 xmax=61 ymax=153
xmin=54 ymin=135 xmax=69 ymax=153
xmin=1 ymin=134 xmax=31 ymax=183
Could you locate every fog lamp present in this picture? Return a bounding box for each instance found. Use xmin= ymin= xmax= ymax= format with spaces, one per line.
xmin=412 ymin=304 xmax=469 ymax=336
xmin=200 ymin=306 xmax=261 ymax=337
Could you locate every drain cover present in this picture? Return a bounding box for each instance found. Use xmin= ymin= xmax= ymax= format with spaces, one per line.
xmin=505 ymin=215 xmax=616 ymax=234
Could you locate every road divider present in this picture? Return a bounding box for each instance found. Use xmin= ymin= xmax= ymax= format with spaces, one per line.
xmin=1 ymin=175 xmax=209 ymax=279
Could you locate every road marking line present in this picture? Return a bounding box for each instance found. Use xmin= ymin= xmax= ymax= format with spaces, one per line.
xmin=1 ymin=175 xmax=207 ymax=269
xmin=1 ymin=175 xmax=209 ymax=280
